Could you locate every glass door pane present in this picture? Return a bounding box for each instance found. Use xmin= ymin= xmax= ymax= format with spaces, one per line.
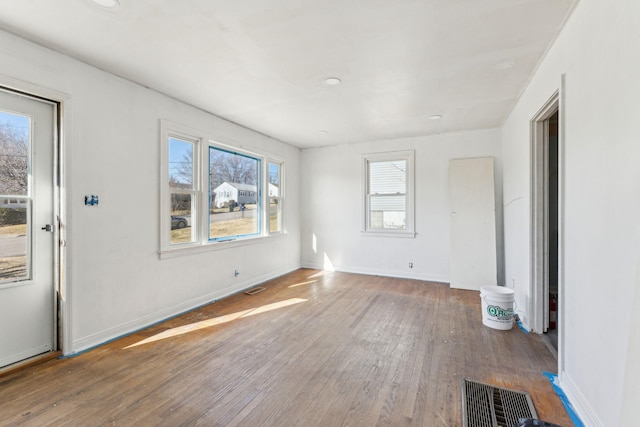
xmin=0 ymin=111 xmax=31 ymax=284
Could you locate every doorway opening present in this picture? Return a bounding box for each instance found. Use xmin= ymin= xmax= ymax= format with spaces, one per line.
xmin=531 ymin=92 xmax=560 ymax=353
xmin=546 ymin=111 xmax=559 ymax=349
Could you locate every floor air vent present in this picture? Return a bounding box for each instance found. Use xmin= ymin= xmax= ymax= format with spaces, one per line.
xmin=461 ymin=378 xmax=538 ymax=427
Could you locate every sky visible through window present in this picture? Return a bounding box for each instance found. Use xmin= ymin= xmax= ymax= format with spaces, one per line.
xmin=168 ymin=138 xmax=192 ymax=185
xmin=268 ymin=163 xmax=278 ymax=185
xmin=0 ymin=111 xmax=29 ymax=136
xmin=169 ymin=137 xmax=279 ymax=189
xmin=0 ymin=110 xmax=30 ymax=197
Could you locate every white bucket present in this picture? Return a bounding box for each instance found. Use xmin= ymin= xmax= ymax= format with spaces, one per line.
xmin=480 ymin=286 xmax=515 ymax=330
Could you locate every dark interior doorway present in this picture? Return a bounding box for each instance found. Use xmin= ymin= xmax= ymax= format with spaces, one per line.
xmin=546 ymin=110 xmax=559 ymax=351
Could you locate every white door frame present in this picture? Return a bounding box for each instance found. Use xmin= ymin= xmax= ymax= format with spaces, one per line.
xmin=0 ymin=74 xmax=71 ymax=358
xmin=530 ymin=92 xmax=557 ymax=334
xmin=530 ymin=76 xmax=565 ymax=373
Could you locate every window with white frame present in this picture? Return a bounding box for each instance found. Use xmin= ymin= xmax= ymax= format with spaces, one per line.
xmin=167 ymin=135 xmax=199 ymax=245
xmin=160 ymin=120 xmax=285 ymax=255
xmin=209 ymin=146 xmax=261 ymax=241
xmin=268 ymin=161 xmax=284 ymax=234
xmin=363 ymin=150 xmax=415 ymax=237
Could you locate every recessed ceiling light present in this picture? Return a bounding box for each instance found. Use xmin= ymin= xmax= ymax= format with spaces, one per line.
xmin=429 ymin=115 xmax=443 ymax=120
xmin=91 ymin=0 xmax=120 ymax=8
xmin=323 ymin=77 xmax=342 ymax=86
xmin=318 ymin=130 xmax=328 ymax=135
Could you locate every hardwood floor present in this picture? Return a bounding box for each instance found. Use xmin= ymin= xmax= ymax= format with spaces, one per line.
xmin=0 ymin=269 xmax=572 ymax=426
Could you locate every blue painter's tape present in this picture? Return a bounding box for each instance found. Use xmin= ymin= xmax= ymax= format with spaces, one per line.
xmin=543 ymin=372 xmax=584 ymax=427
xmin=516 ymin=320 xmax=529 ymax=334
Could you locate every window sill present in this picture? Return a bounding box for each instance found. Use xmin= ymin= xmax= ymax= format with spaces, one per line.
xmin=159 ymin=232 xmax=286 ymax=259
xmin=361 ymin=230 xmax=416 ymax=238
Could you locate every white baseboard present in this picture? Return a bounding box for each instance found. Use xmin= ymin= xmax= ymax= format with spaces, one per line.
xmin=560 ymin=370 xmax=604 ymax=427
xmin=300 ymin=261 xmax=449 ymax=284
xmin=69 ymin=264 xmax=299 ymax=355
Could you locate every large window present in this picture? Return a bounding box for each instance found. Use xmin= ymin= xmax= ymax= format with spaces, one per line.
xmin=363 ymin=150 xmax=415 ymax=237
xmin=161 ymin=120 xmax=285 ymax=255
xmin=209 ymin=146 xmax=261 ymax=241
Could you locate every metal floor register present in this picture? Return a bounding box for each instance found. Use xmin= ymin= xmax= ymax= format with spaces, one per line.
xmin=461 ymin=378 xmax=538 ymax=427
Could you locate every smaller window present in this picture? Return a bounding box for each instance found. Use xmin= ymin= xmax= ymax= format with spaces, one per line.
xmin=168 ymin=137 xmax=198 ymax=245
xmin=268 ymin=161 xmax=284 ymax=234
xmin=363 ymin=151 xmax=415 ymax=237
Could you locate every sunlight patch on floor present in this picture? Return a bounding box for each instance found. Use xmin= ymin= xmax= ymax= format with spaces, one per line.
xmin=124 ymin=298 xmax=307 ymax=349
xmin=288 ymin=280 xmax=317 ymax=288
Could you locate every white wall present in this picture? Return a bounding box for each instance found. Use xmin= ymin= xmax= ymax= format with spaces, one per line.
xmin=501 ymin=0 xmax=640 ymax=424
xmin=0 ymin=30 xmax=301 ymax=354
xmin=300 ymin=129 xmax=503 ymax=284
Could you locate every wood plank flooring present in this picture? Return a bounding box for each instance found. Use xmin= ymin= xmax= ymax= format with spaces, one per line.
xmin=0 ymin=269 xmax=572 ymax=426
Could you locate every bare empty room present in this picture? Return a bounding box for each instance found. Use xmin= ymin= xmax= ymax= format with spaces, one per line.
xmin=0 ymin=0 xmax=639 ymax=425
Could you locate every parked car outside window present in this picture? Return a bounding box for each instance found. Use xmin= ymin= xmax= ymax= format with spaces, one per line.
xmin=171 ymin=215 xmax=188 ymax=229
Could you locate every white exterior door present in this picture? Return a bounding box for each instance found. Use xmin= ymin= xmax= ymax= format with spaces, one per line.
xmin=0 ymin=89 xmax=56 ymax=368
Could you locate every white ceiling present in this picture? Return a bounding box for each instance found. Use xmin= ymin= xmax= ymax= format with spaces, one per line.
xmin=0 ymin=0 xmax=576 ymax=148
